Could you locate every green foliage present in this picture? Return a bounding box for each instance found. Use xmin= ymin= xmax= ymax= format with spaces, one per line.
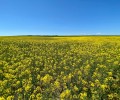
xmin=0 ymin=36 xmax=120 ymax=100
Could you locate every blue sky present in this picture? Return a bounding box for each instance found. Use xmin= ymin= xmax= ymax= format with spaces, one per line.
xmin=0 ymin=0 xmax=120 ymax=36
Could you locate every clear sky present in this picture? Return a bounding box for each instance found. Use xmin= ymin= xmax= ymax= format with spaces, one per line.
xmin=0 ymin=0 xmax=120 ymax=36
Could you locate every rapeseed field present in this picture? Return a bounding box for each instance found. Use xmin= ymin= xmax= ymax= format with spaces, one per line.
xmin=0 ymin=36 xmax=120 ymax=100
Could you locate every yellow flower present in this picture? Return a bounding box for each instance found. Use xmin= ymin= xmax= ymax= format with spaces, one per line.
xmin=104 ymin=78 xmax=109 ymax=83
xmin=68 ymin=73 xmax=72 ymax=80
xmin=73 ymin=94 xmax=78 ymax=99
xmin=113 ymin=61 xmax=119 ymax=65
xmin=36 ymin=93 xmax=42 ymax=100
xmin=83 ymin=87 xmax=88 ymax=91
xmin=82 ymin=80 xmax=87 ymax=85
xmin=30 ymin=94 xmax=35 ymax=99
xmin=92 ymin=72 xmax=97 ymax=78
xmin=41 ymin=74 xmax=52 ymax=84
xmin=54 ymin=80 xmax=60 ymax=88
xmin=16 ymin=81 xmax=20 ymax=85
xmin=91 ymin=82 xmax=95 ymax=87
xmin=100 ymin=84 xmax=107 ymax=91
xmin=108 ymin=77 xmax=113 ymax=81
xmin=73 ymin=85 xmax=79 ymax=92
xmin=108 ymin=93 xmax=114 ymax=99
xmin=80 ymin=92 xmax=87 ymax=100
xmin=108 ymin=72 xmax=112 ymax=76
xmin=25 ymin=85 xmax=31 ymax=92
xmin=17 ymin=88 xmax=22 ymax=93
xmin=60 ymin=89 xmax=71 ymax=99
xmin=95 ymin=79 xmax=100 ymax=85
xmin=6 ymin=96 xmax=14 ymax=100
xmin=0 ymin=97 xmax=5 ymax=100
xmin=37 ymin=75 xmax=41 ymax=80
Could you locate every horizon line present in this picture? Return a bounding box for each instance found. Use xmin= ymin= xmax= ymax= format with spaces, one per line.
xmin=0 ymin=34 xmax=120 ymax=37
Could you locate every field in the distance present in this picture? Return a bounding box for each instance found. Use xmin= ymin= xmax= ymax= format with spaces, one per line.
xmin=0 ymin=36 xmax=120 ymax=100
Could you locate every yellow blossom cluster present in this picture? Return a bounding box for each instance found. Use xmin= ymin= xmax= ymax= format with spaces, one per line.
xmin=0 ymin=36 xmax=120 ymax=99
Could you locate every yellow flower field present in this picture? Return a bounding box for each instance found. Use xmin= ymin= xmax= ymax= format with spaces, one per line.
xmin=0 ymin=36 xmax=120 ymax=100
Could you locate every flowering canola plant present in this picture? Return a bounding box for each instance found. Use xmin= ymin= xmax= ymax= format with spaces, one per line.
xmin=0 ymin=36 xmax=120 ymax=100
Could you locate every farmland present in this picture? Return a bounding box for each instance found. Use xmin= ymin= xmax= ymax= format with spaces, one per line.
xmin=0 ymin=36 xmax=120 ymax=100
